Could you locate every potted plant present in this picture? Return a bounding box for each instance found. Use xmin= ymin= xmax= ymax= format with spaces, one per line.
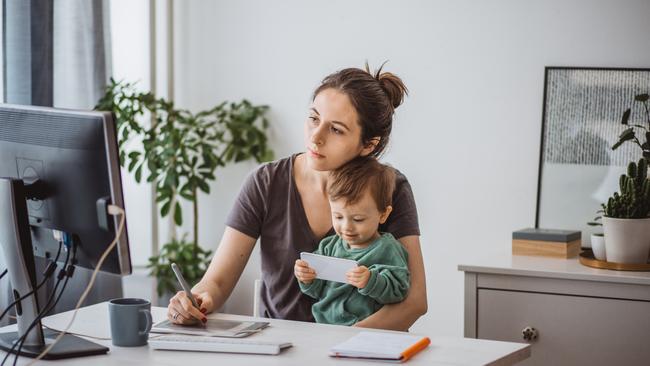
xmin=96 ymin=79 xmax=274 ymax=299
xmin=600 ymin=158 xmax=650 ymax=263
xmin=586 ymin=217 xmax=606 ymax=261
xmin=604 ymin=91 xmax=650 ymax=264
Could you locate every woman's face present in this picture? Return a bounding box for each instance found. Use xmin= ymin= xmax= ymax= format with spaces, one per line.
xmin=304 ymin=88 xmax=375 ymax=171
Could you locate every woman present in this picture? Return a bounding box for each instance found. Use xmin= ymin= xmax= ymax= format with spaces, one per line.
xmin=167 ymin=64 xmax=427 ymax=331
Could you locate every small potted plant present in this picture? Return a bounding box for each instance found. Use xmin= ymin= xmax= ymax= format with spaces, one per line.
xmin=586 ymin=216 xmax=606 ymax=261
xmin=601 ymin=158 xmax=650 ymax=263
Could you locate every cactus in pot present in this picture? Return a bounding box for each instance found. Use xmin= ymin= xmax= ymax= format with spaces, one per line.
xmin=603 ymin=158 xmax=650 ymax=219
xmin=601 ymin=158 xmax=650 ymax=263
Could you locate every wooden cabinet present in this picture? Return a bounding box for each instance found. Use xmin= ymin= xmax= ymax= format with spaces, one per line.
xmin=460 ymin=255 xmax=650 ymax=366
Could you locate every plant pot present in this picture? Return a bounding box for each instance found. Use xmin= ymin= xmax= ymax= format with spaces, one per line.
xmin=602 ymin=216 xmax=650 ymax=264
xmin=590 ymin=233 xmax=606 ymax=261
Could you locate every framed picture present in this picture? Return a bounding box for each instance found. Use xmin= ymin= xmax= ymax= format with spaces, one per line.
xmin=535 ymin=67 xmax=650 ymax=246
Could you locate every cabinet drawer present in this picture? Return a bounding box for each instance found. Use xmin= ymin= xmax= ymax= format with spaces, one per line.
xmin=478 ymin=289 xmax=650 ymax=366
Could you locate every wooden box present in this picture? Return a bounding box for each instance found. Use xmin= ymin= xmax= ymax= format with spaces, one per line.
xmin=512 ymin=228 xmax=581 ymax=258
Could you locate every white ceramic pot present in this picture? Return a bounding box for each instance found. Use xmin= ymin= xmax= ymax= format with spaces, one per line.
xmin=590 ymin=234 xmax=606 ymax=261
xmin=603 ymin=216 xmax=650 ymax=264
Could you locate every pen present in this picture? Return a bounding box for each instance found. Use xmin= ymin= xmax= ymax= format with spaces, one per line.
xmin=171 ymin=263 xmax=203 ymax=322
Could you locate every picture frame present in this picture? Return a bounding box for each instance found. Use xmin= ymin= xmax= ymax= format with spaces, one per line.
xmin=535 ymin=67 xmax=650 ymax=245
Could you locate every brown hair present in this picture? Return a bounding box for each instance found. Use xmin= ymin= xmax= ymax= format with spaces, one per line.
xmin=327 ymin=156 xmax=396 ymax=212
xmin=312 ymin=62 xmax=408 ymax=158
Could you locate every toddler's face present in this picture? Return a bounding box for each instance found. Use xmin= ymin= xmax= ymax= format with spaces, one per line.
xmin=329 ymin=189 xmax=392 ymax=248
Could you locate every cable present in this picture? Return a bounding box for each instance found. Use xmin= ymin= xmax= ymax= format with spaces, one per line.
xmin=28 ymin=204 xmax=125 ymax=365
xmin=14 ymin=246 xmax=75 ymax=365
xmin=0 ymin=269 xmax=7 ymax=281
xmin=0 ymin=242 xmax=62 ymax=322
xmin=0 ymin=242 xmax=63 ymax=322
xmin=9 ymin=244 xmax=75 ymax=366
xmin=1 ymin=245 xmax=71 ymax=366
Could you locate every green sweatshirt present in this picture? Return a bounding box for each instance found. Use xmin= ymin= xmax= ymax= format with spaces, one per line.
xmin=298 ymin=232 xmax=410 ymax=326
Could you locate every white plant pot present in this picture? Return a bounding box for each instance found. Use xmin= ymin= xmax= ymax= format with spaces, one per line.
xmin=602 ymin=216 xmax=650 ymax=264
xmin=590 ymin=234 xmax=606 ymax=261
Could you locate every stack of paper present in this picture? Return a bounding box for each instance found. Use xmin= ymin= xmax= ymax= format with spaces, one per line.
xmin=330 ymin=331 xmax=430 ymax=362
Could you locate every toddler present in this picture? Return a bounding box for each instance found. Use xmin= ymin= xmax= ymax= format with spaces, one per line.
xmin=294 ymin=157 xmax=410 ymax=325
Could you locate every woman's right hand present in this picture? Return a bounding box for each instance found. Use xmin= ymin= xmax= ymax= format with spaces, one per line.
xmin=294 ymin=259 xmax=316 ymax=284
xmin=167 ymin=290 xmax=213 ymax=325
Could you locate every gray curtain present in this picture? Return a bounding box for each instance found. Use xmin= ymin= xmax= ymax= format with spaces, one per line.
xmin=1 ymin=0 xmax=122 ymax=326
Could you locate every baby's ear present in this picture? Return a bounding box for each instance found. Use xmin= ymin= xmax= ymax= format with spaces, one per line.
xmin=379 ymin=205 xmax=393 ymax=224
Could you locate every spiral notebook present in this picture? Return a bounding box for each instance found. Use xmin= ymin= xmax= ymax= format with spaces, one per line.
xmin=329 ymin=331 xmax=430 ymax=363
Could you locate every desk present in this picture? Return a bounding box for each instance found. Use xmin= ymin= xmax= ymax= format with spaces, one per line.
xmin=1 ymin=302 xmax=530 ymax=365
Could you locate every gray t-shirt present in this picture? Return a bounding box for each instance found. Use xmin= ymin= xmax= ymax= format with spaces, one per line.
xmin=225 ymin=153 xmax=420 ymax=322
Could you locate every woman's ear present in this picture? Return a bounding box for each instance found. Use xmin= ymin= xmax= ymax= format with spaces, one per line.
xmin=379 ymin=205 xmax=393 ymax=224
xmin=360 ymin=137 xmax=380 ymax=157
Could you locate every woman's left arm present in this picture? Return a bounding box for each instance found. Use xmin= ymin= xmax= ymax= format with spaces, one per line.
xmin=354 ymin=235 xmax=427 ymax=331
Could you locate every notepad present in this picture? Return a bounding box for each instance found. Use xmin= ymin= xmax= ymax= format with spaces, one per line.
xmin=329 ymin=331 xmax=430 ymax=363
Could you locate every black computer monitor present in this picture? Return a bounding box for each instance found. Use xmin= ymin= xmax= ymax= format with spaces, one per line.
xmin=0 ymin=104 xmax=132 ymax=359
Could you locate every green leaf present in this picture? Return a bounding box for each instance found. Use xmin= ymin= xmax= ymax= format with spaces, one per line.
xmin=135 ymin=164 xmax=143 ymax=182
xmin=174 ymin=202 xmax=183 ymax=225
xmin=613 ymin=128 xmax=636 ymax=150
xmin=180 ymin=190 xmax=194 ymax=201
xmin=197 ymin=179 xmax=210 ymax=194
xmin=612 ymin=140 xmax=624 ymax=150
xmin=621 ymin=108 xmax=631 ymax=125
xmin=128 ymin=157 xmax=138 ymax=171
xmin=160 ymin=200 xmax=171 ymax=217
xmin=119 ymin=151 xmax=126 ymax=166
xmin=619 ymin=127 xmax=635 ymax=140
xmin=128 ymin=151 xmax=141 ymax=159
xmin=635 ymin=93 xmax=649 ymax=102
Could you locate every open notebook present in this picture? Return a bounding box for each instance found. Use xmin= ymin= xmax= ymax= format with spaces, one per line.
xmin=330 ymin=331 xmax=430 ymax=363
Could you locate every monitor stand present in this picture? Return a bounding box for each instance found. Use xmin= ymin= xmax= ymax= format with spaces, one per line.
xmin=0 ymin=329 xmax=108 ymax=360
xmin=0 ymin=178 xmax=108 ymax=359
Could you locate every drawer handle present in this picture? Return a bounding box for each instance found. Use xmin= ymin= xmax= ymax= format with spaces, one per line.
xmin=521 ymin=326 xmax=538 ymax=342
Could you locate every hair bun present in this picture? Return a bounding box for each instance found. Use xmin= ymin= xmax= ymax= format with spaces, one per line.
xmin=365 ymin=61 xmax=408 ymax=109
xmin=377 ymin=72 xmax=408 ymax=109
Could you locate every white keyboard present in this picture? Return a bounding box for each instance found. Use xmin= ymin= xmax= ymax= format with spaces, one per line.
xmin=149 ymin=335 xmax=292 ymax=355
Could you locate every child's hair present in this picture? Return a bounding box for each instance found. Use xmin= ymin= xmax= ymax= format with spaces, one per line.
xmin=327 ymin=157 xmax=396 ymax=212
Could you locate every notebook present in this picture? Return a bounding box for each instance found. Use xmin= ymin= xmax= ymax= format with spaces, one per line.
xmin=151 ymin=318 xmax=269 ymax=338
xmin=329 ymin=331 xmax=431 ymax=363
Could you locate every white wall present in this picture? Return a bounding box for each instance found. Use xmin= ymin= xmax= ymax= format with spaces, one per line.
xmin=116 ymin=0 xmax=650 ymax=335
xmin=109 ymin=0 xmax=154 ymax=267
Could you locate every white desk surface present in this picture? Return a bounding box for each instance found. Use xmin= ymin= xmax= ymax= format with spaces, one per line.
xmin=1 ymin=302 xmax=530 ymax=366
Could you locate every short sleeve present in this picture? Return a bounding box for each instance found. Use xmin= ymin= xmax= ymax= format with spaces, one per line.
xmin=224 ymin=164 xmax=271 ymax=239
xmin=380 ymin=171 xmax=420 ymax=239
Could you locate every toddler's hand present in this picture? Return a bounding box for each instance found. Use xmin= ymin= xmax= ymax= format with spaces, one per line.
xmin=294 ymin=259 xmax=316 ymax=284
xmin=347 ymin=265 xmax=370 ymax=289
